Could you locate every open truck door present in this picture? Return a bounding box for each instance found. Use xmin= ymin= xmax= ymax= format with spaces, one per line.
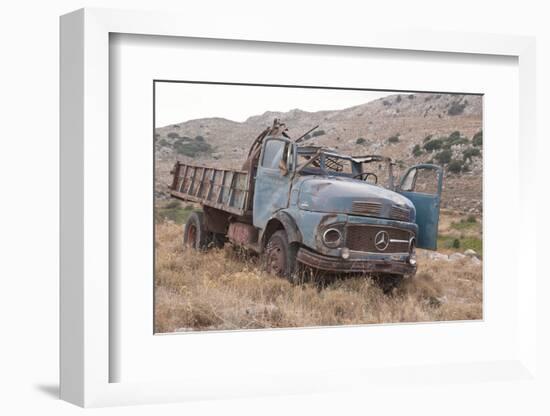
xmin=398 ymin=164 xmax=443 ymax=250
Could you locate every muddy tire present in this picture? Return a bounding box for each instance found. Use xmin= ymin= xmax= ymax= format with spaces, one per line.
xmin=183 ymin=211 xmax=212 ymax=250
xmin=265 ymin=230 xmax=298 ymax=281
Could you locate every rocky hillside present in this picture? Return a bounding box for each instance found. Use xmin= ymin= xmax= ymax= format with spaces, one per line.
xmin=155 ymin=92 xmax=483 ymax=213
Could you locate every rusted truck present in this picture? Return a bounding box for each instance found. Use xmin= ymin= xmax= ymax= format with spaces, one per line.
xmin=169 ymin=120 xmax=443 ymax=286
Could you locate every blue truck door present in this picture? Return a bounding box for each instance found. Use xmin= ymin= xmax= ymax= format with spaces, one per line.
xmin=253 ymin=138 xmax=294 ymax=230
xmin=398 ymin=164 xmax=443 ymax=250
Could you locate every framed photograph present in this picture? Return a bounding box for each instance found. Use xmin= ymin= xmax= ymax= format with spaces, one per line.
xmin=153 ymin=81 xmax=483 ymax=334
xmin=60 ymin=8 xmax=539 ymax=408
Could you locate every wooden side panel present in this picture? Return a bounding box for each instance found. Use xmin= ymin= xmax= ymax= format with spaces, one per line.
xmin=170 ymin=162 xmax=250 ymax=216
xmin=232 ymin=172 xmax=249 ymax=210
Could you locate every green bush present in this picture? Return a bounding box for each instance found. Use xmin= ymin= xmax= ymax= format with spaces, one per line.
xmin=396 ymin=95 xmax=402 ymax=103
xmin=174 ymin=140 xmax=212 ymax=157
xmin=195 ymin=135 xmax=205 ymax=142
xmin=158 ymin=139 xmax=168 ymax=147
xmin=412 ymin=144 xmax=423 ymax=157
xmin=167 ymin=132 xmax=179 ymax=139
xmin=164 ymin=199 xmax=181 ymax=209
xmin=356 ymin=137 xmax=366 ymax=145
xmin=467 ymin=215 xmax=477 ymax=223
xmin=382 ymin=100 xmax=391 ymax=106
xmin=473 ymin=131 xmax=483 ymax=146
xmin=451 ymin=220 xmax=477 ymax=231
xmin=435 ymin=149 xmax=452 ymax=164
xmin=408 ymin=94 xmax=415 ymax=99
xmin=388 ymin=135 xmax=400 ymax=143
xmin=438 ymin=235 xmax=483 ymax=256
xmin=452 ymin=239 xmax=460 ymax=249
xmin=448 ymin=159 xmax=463 ymax=173
xmin=423 ymin=138 xmax=443 ymax=152
xmin=155 ymin=203 xmax=194 ymax=224
xmin=462 ymin=147 xmax=481 ymax=161
xmin=449 ymin=131 xmax=461 ymax=140
xmin=312 ymin=130 xmax=326 ymax=137
xmin=448 ymin=101 xmax=467 ymax=116
xmin=443 ymin=135 xmax=469 ymax=149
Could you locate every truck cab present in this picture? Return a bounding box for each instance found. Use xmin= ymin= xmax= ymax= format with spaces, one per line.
xmin=253 ymin=136 xmax=443 ymax=280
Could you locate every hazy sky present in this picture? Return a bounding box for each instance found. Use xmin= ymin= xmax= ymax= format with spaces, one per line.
xmin=154 ymin=82 xmax=397 ymax=128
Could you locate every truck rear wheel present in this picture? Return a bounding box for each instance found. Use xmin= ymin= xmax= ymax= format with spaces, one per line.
xmin=183 ymin=211 xmax=211 ymax=250
xmin=265 ymin=230 xmax=298 ymax=281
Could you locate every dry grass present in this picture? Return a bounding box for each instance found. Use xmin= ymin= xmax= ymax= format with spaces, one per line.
xmin=154 ymin=220 xmax=482 ymax=333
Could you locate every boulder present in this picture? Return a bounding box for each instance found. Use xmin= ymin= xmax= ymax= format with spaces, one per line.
xmin=430 ymin=252 xmax=449 ymax=261
xmin=464 ymin=249 xmax=477 ymax=257
xmin=470 ymin=256 xmax=482 ymax=265
xmin=449 ymin=253 xmax=466 ymax=261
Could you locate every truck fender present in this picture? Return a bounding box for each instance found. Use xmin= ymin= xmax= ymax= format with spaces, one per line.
xmin=261 ymin=211 xmax=302 ymax=250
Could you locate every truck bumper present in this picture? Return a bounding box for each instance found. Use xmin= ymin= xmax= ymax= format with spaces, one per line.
xmin=296 ymin=247 xmax=417 ymax=276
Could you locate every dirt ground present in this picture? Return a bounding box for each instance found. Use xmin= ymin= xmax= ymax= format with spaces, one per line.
xmin=154 ymin=210 xmax=482 ymax=333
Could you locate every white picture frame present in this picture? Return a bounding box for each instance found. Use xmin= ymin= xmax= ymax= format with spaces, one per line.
xmin=60 ymin=8 xmax=540 ymax=408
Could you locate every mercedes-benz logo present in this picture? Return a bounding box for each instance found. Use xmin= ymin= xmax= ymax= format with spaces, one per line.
xmin=374 ymin=230 xmax=390 ymax=251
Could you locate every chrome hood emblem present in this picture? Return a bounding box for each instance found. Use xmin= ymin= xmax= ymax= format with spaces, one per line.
xmin=374 ymin=230 xmax=390 ymax=251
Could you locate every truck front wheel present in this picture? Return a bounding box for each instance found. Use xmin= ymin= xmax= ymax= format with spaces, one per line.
xmin=183 ymin=211 xmax=211 ymax=250
xmin=265 ymin=230 xmax=298 ymax=281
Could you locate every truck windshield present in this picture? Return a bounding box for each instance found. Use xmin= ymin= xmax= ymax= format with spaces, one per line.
xmin=296 ymin=149 xmax=354 ymax=176
xmin=358 ymin=159 xmax=394 ymax=188
xmin=295 ymin=148 xmax=395 ymax=188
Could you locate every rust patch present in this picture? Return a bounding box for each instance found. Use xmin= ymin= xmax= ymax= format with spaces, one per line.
xmin=228 ymin=222 xmax=258 ymax=246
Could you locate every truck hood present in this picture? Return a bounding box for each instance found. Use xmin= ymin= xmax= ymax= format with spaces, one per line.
xmin=295 ymin=176 xmax=415 ymax=221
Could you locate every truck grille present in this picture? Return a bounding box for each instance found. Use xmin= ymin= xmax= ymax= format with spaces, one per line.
xmin=346 ymin=225 xmax=412 ymax=253
xmin=352 ymin=201 xmax=411 ymax=222
xmin=390 ymin=206 xmax=410 ymax=222
xmin=351 ymin=201 xmax=382 ymax=216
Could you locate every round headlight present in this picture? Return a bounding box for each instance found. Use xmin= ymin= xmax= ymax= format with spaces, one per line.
xmin=322 ymin=228 xmax=342 ymax=248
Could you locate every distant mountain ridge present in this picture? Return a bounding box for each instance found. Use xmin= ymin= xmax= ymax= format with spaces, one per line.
xmin=155 ymin=92 xmax=483 ymax=213
xmin=156 ymin=92 xmax=481 ymax=162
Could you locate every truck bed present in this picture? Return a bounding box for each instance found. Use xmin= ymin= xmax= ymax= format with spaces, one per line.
xmin=170 ymin=161 xmax=251 ymax=216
